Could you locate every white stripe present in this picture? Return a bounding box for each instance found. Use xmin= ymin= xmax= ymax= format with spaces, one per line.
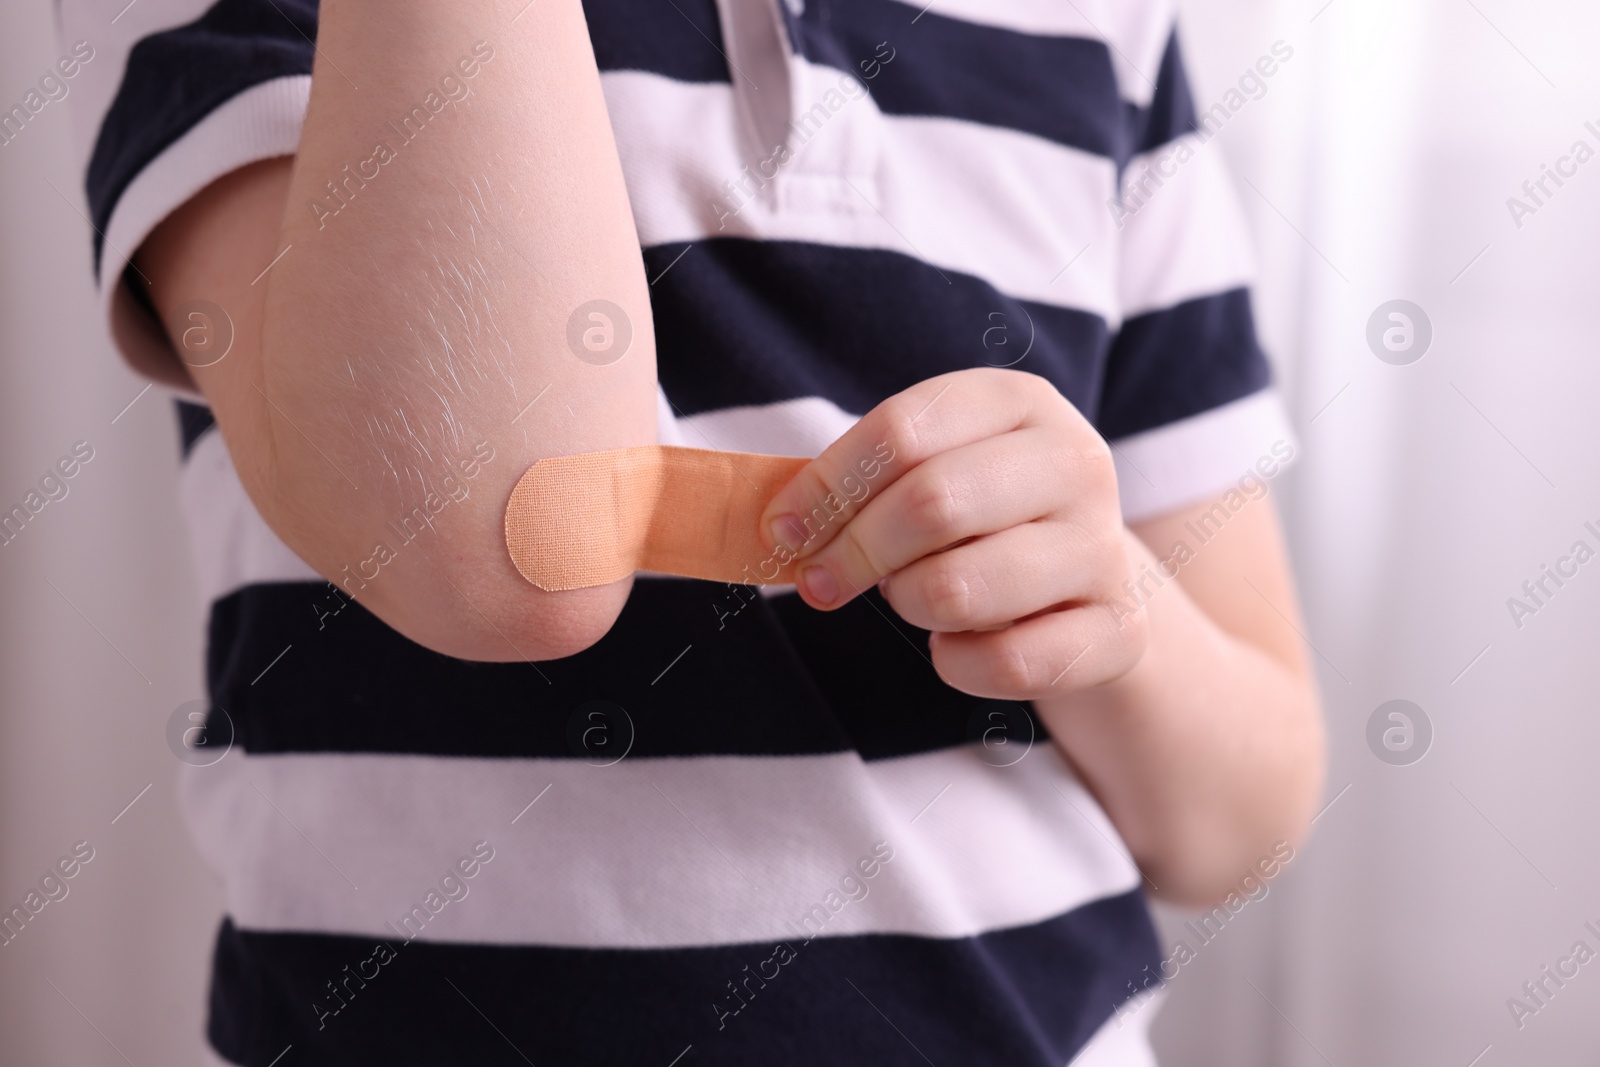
xmin=1115 ymin=132 xmax=1258 ymax=318
xmin=179 ymin=429 xmax=321 ymax=602
xmin=660 ymin=392 xmax=860 ymax=456
xmin=603 ymin=69 xmax=1120 ymax=321
xmin=882 ymin=0 xmax=1175 ymax=108
xmin=1111 ymin=390 xmax=1297 ymax=523
xmin=1070 ymin=986 xmax=1164 ymax=1066
xmin=179 ymin=744 xmax=1140 ymax=948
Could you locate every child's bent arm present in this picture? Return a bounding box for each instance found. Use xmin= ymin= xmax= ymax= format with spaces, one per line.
xmin=137 ymin=0 xmax=656 ymax=662
xmin=1035 ymin=497 xmax=1326 ymax=908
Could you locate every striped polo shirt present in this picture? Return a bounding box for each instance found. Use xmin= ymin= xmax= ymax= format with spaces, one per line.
xmin=63 ymin=0 xmax=1294 ymax=1062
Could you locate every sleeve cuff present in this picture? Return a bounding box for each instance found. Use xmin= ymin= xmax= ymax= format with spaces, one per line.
xmin=98 ymin=74 xmax=311 ymax=397
xmin=1109 ymin=388 xmax=1298 ymax=523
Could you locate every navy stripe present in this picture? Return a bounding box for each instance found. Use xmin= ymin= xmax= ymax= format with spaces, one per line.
xmin=86 ymin=0 xmax=316 ymax=273
xmin=583 ymin=0 xmax=729 ymax=81
xmin=792 ymin=0 xmax=1125 ymax=161
xmin=210 ymin=578 xmax=1040 ymax=760
xmin=766 ymin=585 xmax=1046 ymax=762
xmin=1097 ymin=288 xmax=1271 ymax=441
xmin=178 ymin=400 xmax=218 ymax=457
xmin=649 ymin=239 xmax=1111 ymax=423
xmin=1125 ymin=30 xmax=1197 ymax=161
xmin=175 ymin=272 xmax=1242 ymax=469
xmin=207 ymin=890 xmax=1161 ymax=1066
xmin=170 ymin=264 xmax=1248 ymax=468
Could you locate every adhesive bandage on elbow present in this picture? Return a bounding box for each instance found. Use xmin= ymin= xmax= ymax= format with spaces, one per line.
xmin=505 ymin=445 xmax=810 ymax=591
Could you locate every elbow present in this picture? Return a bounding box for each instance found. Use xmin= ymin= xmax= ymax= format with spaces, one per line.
xmin=280 ymin=498 xmax=635 ymax=663
xmin=1148 ymin=837 xmax=1305 ymax=915
xmin=1265 ymin=679 xmax=1328 ymax=867
xmin=242 ymin=440 xmax=639 ymax=664
xmin=1142 ymin=692 xmax=1326 ymax=909
xmin=1139 ymin=819 xmax=1307 ymax=911
xmin=366 ymin=570 xmax=635 ymax=664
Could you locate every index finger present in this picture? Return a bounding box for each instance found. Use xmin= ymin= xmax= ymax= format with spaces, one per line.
xmin=756 ymin=368 xmax=1065 ymax=561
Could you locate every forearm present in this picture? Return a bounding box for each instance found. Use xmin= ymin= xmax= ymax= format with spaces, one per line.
xmin=147 ymin=0 xmax=655 ymax=660
xmin=1034 ymin=527 xmax=1325 ymax=907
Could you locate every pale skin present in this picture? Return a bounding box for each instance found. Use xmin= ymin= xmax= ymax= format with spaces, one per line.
xmin=135 ymin=0 xmax=1323 ymax=909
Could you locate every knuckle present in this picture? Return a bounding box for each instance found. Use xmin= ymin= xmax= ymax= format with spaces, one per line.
xmin=1070 ymin=436 xmax=1118 ymax=502
xmin=1006 ymin=368 xmax=1064 ymax=411
xmin=1017 ymin=368 xmax=1057 ymax=399
xmin=901 ymin=473 xmax=961 ymax=539
xmin=1068 ymin=423 xmax=1114 ymax=473
xmin=991 ymin=639 xmax=1040 ymax=694
xmin=1086 ymin=431 xmax=1115 ymax=471
xmin=795 ymin=483 xmax=847 ymax=541
xmin=842 ymin=527 xmax=890 ymax=582
xmin=919 ymin=561 xmax=980 ymax=628
xmin=877 ymin=397 xmax=925 ymax=460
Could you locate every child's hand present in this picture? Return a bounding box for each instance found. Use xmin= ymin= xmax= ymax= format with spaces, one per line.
xmin=758 ymin=368 xmax=1147 ymax=700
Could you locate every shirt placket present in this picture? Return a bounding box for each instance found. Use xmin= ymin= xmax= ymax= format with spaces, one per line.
xmin=711 ymin=0 xmax=882 ymax=219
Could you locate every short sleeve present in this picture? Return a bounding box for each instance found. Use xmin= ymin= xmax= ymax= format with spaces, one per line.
xmin=1099 ymin=25 xmax=1297 ymax=523
xmin=58 ymin=0 xmax=318 ymax=388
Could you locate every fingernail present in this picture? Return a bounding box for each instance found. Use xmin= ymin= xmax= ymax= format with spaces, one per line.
xmin=800 ymin=566 xmax=838 ymax=607
xmin=768 ymin=514 xmax=801 ymax=553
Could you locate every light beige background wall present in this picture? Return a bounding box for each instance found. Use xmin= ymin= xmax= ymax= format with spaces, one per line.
xmin=0 ymin=3 xmax=220 ymax=1064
